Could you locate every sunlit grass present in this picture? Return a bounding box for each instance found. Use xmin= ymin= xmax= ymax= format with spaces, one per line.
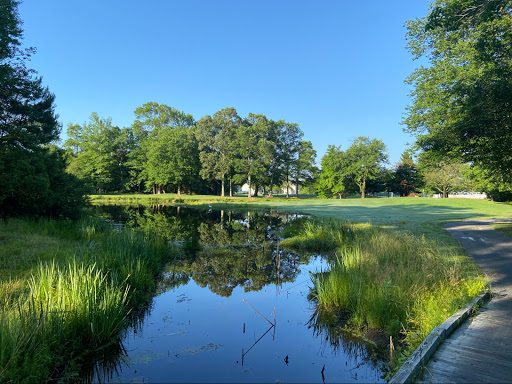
xmin=0 ymin=218 xmax=178 ymax=382
xmin=491 ymin=222 xmax=512 ymax=238
xmin=282 ymin=219 xmax=487 ymax=361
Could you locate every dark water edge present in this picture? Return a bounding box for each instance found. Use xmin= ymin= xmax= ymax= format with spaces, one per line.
xmin=90 ymin=205 xmax=387 ymax=383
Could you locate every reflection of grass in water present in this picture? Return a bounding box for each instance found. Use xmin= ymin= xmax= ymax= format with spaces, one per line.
xmin=308 ymin=308 xmax=388 ymax=374
xmin=287 ymin=218 xmax=486 ymax=370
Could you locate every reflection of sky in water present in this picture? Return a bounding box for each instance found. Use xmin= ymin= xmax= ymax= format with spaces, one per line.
xmin=93 ymin=206 xmax=386 ymax=383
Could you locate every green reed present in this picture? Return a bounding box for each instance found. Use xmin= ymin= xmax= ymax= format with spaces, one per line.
xmin=284 ymin=219 xmax=486 ymax=354
xmin=0 ymin=218 xmax=177 ymax=382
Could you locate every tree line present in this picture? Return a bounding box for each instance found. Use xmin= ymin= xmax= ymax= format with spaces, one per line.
xmin=64 ymin=107 xmax=486 ymax=201
xmin=64 ymin=104 xmax=317 ymax=198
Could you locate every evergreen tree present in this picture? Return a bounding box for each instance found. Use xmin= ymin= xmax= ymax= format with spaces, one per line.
xmin=0 ymin=0 xmax=85 ymax=218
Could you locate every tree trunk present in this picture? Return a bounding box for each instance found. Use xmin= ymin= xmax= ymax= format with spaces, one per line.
xmin=221 ymin=177 xmax=225 ymax=197
xmin=229 ymin=179 xmax=233 ymax=197
xmin=338 ymin=192 xmax=342 ymax=199
xmin=248 ymin=174 xmax=252 ymax=198
xmin=295 ymin=183 xmax=299 ymax=198
xmin=253 ymin=184 xmax=259 ymax=197
xmin=177 ymin=183 xmax=181 ymax=196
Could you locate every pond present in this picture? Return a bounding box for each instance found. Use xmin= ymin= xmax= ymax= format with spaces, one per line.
xmin=93 ymin=205 xmax=386 ymax=383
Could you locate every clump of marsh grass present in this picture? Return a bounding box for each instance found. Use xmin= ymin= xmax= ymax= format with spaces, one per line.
xmin=290 ymin=220 xmax=486 ymax=355
xmin=0 ymin=218 xmax=178 ymax=382
xmin=280 ymin=218 xmax=351 ymax=252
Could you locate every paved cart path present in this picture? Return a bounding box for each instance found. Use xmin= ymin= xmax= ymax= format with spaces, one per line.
xmin=420 ymin=219 xmax=512 ymax=383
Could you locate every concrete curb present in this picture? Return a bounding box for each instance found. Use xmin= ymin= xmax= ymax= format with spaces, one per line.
xmin=389 ymin=291 xmax=491 ymax=384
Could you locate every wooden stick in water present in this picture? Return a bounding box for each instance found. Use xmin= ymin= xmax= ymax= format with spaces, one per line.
xmin=243 ymin=299 xmax=273 ymax=326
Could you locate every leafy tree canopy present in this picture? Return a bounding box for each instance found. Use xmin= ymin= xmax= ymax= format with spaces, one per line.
xmin=404 ymin=0 xmax=512 ymax=185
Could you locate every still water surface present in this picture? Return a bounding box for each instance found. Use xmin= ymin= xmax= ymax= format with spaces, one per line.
xmin=94 ymin=205 xmax=385 ymax=383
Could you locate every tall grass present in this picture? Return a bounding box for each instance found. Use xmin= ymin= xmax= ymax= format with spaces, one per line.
xmin=280 ymin=218 xmax=350 ymax=252
xmin=283 ymin=219 xmax=487 ymax=354
xmin=0 ymin=218 xmax=178 ymax=382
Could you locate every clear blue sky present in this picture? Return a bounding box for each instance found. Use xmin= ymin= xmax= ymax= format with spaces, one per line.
xmin=19 ymin=0 xmax=430 ymax=166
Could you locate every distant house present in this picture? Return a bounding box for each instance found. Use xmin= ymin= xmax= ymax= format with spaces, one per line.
xmin=432 ymin=192 xmax=487 ymax=199
xmin=239 ymin=183 xmax=297 ymax=196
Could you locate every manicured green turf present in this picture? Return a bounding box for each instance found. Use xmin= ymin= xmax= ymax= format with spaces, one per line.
xmin=491 ymin=222 xmax=512 ymax=238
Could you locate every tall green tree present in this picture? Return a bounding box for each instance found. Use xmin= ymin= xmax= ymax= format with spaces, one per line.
xmin=127 ymin=102 xmax=195 ymax=193
xmin=0 ymin=0 xmax=85 ymax=218
xmin=293 ymin=140 xmax=318 ymax=198
xmin=280 ymin=122 xmax=303 ymax=198
xmin=345 ymin=137 xmax=388 ymax=198
xmin=64 ymin=113 xmax=128 ymax=193
xmin=404 ymin=0 xmax=512 ymax=187
xmin=391 ymin=151 xmax=421 ymax=196
xmin=196 ymin=107 xmax=240 ymax=197
xmin=144 ymin=127 xmax=200 ymax=195
xmin=423 ymin=161 xmax=464 ymax=198
xmin=234 ymin=114 xmax=273 ymax=198
xmin=317 ymin=145 xmax=349 ymax=199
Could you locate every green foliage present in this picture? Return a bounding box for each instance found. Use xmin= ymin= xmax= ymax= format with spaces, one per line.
xmin=64 ymin=113 xmax=131 ymax=193
xmin=295 ymin=220 xmax=487 ymax=351
xmin=0 ymin=0 xmax=85 ymax=219
xmin=390 ymin=151 xmax=422 ymax=196
xmin=0 ymin=218 xmax=177 ymax=382
xmin=462 ymin=165 xmax=512 ymax=201
xmin=345 ymin=137 xmax=388 ymax=198
xmin=234 ymin=113 xmax=274 ymax=197
xmin=145 ymin=127 xmax=200 ymax=195
xmin=318 ymin=138 xmax=388 ymax=199
xmin=195 ymin=107 xmax=241 ymax=196
xmin=404 ymin=0 xmax=512 ymax=186
xmin=422 ymin=160 xmax=464 ymax=197
xmin=294 ymin=140 xmax=318 ymax=197
xmin=317 ymin=145 xmax=350 ymax=198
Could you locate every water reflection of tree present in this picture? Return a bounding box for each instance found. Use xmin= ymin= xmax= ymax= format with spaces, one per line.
xmin=190 ymin=245 xmax=304 ymax=297
xmin=143 ymin=209 xmax=311 ymax=297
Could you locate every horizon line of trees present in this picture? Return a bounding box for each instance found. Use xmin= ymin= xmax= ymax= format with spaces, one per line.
xmin=64 ymin=103 xmax=318 ymax=198
xmin=64 ymin=106 xmax=505 ymax=201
